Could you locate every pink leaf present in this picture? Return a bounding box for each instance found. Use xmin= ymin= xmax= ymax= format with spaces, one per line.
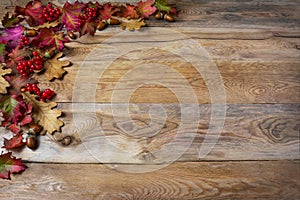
xmin=136 ymin=0 xmax=156 ymax=18
xmin=0 ymin=152 xmax=26 ymax=179
xmin=62 ymin=1 xmax=86 ymax=31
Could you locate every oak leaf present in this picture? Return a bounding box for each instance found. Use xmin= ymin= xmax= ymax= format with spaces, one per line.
xmin=0 ymin=65 xmax=12 ymax=94
xmin=43 ymin=52 xmax=70 ymax=81
xmin=119 ymin=18 xmax=146 ymax=31
xmin=22 ymin=92 xmax=63 ymax=134
xmin=154 ymin=0 xmax=177 ymax=15
xmin=31 ymin=20 xmax=61 ymax=30
xmin=0 ymin=152 xmax=26 ymax=180
xmin=1 ymin=12 xmax=20 ymax=28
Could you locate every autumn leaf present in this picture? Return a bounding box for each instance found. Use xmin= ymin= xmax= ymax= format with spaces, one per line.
xmin=1 ymin=12 xmax=21 ymax=28
xmin=154 ymin=0 xmax=177 ymax=15
xmin=136 ymin=0 xmax=156 ymax=18
xmin=120 ymin=5 xmax=139 ymax=19
xmin=80 ymin=20 xmax=97 ymax=36
xmin=0 ymin=65 xmax=12 ymax=94
xmin=62 ymin=1 xmax=85 ymax=31
xmin=31 ymin=20 xmax=61 ymax=30
xmin=6 ymin=48 xmax=30 ymax=69
xmin=31 ymin=28 xmax=69 ymax=51
xmin=119 ymin=18 xmax=146 ymax=31
xmin=3 ymin=134 xmax=25 ymax=149
xmin=42 ymin=52 xmax=70 ymax=81
xmin=0 ymin=26 xmax=24 ymax=49
xmin=0 ymin=152 xmax=26 ymax=180
xmin=100 ymin=3 xmax=119 ymax=20
xmin=0 ymin=96 xmax=33 ymax=133
xmin=14 ymin=0 xmax=45 ymax=26
xmin=22 ymin=92 xmax=63 ymax=134
xmin=0 ymin=43 xmax=6 ymax=62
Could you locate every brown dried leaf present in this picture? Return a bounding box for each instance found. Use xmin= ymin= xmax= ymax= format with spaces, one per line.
xmin=22 ymin=92 xmax=63 ymax=134
xmin=119 ymin=18 xmax=146 ymax=31
xmin=0 ymin=65 xmax=12 ymax=94
xmin=43 ymin=52 xmax=70 ymax=81
xmin=31 ymin=20 xmax=61 ymax=30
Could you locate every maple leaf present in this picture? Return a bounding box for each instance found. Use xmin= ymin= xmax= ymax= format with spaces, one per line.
xmin=154 ymin=0 xmax=177 ymax=15
xmin=1 ymin=12 xmax=21 ymax=28
xmin=0 ymin=26 xmax=24 ymax=49
xmin=100 ymin=3 xmax=119 ymax=20
xmin=80 ymin=20 xmax=97 ymax=36
xmin=0 ymin=96 xmax=33 ymax=133
xmin=14 ymin=0 xmax=45 ymax=26
xmin=0 ymin=65 xmax=12 ymax=94
xmin=22 ymin=92 xmax=63 ymax=134
xmin=136 ymin=0 xmax=156 ymax=18
xmin=5 ymin=48 xmax=30 ymax=69
xmin=0 ymin=43 xmax=6 ymax=63
xmin=119 ymin=18 xmax=146 ymax=31
xmin=121 ymin=5 xmax=139 ymax=19
xmin=62 ymin=1 xmax=85 ymax=31
xmin=42 ymin=52 xmax=70 ymax=81
xmin=2 ymin=134 xmax=25 ymax=149
xmin=0 ymin=152 xmax=26 ymax=180
xmin=31 ymin=28 xmax=69 ymax=51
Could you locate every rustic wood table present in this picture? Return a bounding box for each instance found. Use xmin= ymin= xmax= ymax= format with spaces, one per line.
xmin=1 ymin=0 xmax=299 ymax=199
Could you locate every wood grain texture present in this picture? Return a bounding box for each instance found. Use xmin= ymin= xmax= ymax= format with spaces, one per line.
xmin=0 ymin=161 xmax=299 ymax=200
xmin=1 ymin=103 xmax=299 ymax=163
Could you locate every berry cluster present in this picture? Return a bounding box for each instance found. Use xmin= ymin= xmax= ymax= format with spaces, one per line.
xmin=39 ymin=3 xmax=61 ymax=22
xmin=22 ymin=83 xmax=55 ymax=102
xmin=19 ymin=35 xmax=29 ymax=48
xmin=16 ymin=52 xmax=44 ymax=77
xmin=79 ymin=7 xmax=98 ymax=24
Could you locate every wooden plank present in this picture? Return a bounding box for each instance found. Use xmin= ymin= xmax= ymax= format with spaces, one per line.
xmin=35 ymin=46 xmax=300 ymax=103
xmin=1 ymin=103 xmax=299 ymax=163
xmin=0 ymin=161 xmax=299 ymax=199
xmin=1 ymin=0 xmax=300 ymax=35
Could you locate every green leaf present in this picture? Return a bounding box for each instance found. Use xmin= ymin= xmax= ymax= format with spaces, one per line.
xmin=0 ymin=152 xmax=26 ymax=179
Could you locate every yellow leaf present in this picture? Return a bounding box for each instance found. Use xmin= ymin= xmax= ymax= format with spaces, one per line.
xmin=31 ymin=20 xmax=61 ymax=30
xmin=22 ymin=92 xmax=63 ymax=134
xmin=43 ymin=52 xmax=70 ymax=81
xmin=119 ymin=18 xmax=146 ymax=31
xmin=0 ymin=65 xmax=12 ymax=94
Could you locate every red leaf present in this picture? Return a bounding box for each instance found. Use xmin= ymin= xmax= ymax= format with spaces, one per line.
xmin=80 ymin=20 xmax=97 ymax=36
xmin=121 ymin=5 xmax=139 ymax=19
xmin=0 ymin=152 xmax=26 ymax=179
xmin=0 ymin=26 xmax=24 ymax=49
xmin=100 ymin=3 xmax=119 ymax=20
xmin=3 ymin=134 xmax=25 ymax=149
xmin=14 ymin=0 xmax=46 ymax=26
xmin=32 ymin=28 xmax=69 ymax=51
xmin=6 ymin=48 xmax=30 ymax=69
xmin=62 ymin=1 xmax=85 ymax=31
xmin=136 ymin=0 xmax=156 ymax=18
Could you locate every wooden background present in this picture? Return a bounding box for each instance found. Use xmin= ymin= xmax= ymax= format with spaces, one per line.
xmin=0 ymin=0 xmax=299 ymax=199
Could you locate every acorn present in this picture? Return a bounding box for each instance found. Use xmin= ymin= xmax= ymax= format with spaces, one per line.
xmin=26 ymin=136 xmax=37 ymax=149
xmin=20 ymin=87 xmax=26 ymax=93
xmin=155 ymin=11 xmax=164 ymax=20
xmin=109 ymin=18 xmax=120 ymax=25
xmin=164 ymin=13 xmax=175 ymax=22
xmin=67 ymin=31 xmax=76 ymax=39
xmin=97 ymin=21 xmax=107 ymax=31
xmin=44 ymin=49 xmax=56 ymax=58
xmin=61 ymin=136 xmax=72 ymax=146
xmin=30 ymin=124 xmax=42 ymax=134
xmin=24 ymin=29 xmax=37 ymax=37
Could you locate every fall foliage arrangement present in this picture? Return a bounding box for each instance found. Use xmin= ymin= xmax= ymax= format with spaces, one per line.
xmin=0 ymin=0 xmax=177 ymax=179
